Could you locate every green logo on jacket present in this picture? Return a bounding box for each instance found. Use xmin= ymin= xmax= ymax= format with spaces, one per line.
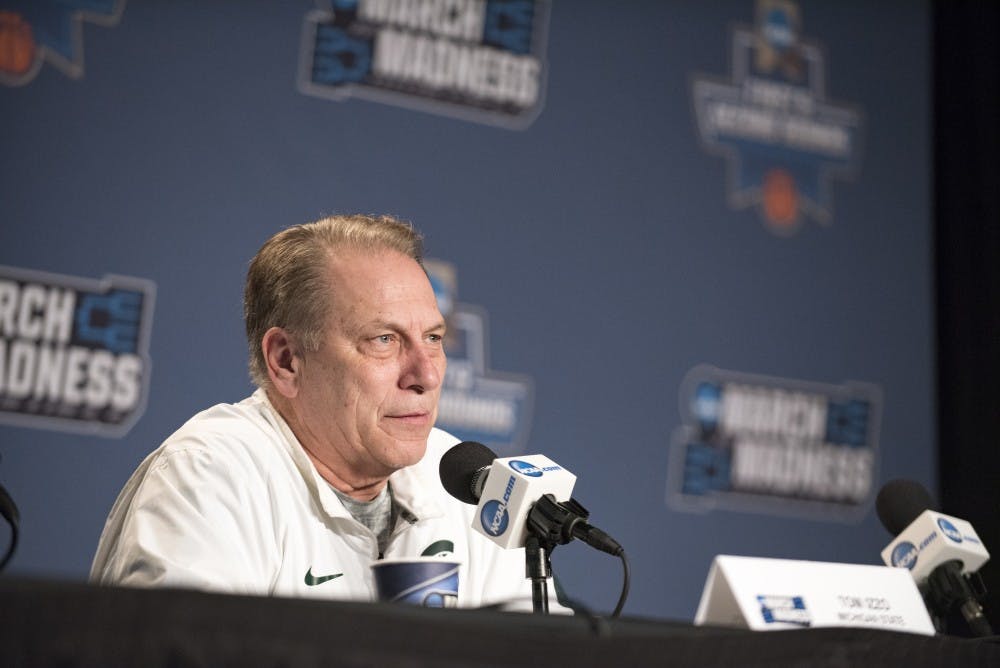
xmin=421 ymin=540 xmax=455 ymax=557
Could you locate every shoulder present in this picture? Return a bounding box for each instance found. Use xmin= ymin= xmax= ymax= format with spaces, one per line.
xmin=145 ymin=393 xmax=290 ymax=479
xmin=174 ymin=392 xmax=276 ymax=441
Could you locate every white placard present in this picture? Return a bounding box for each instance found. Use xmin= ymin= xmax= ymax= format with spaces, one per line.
xmin=695 ymin=555 xmax=935 ymax=636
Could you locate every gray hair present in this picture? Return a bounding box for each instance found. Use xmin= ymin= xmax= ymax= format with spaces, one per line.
xmin=243 ymin=214 xmax=424 ymax=387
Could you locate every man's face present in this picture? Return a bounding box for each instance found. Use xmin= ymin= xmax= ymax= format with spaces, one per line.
xmin=292 ymin=248 xmax=447 ymax=481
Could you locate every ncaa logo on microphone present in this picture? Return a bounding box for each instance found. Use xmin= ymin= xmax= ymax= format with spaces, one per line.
xmin=480 ymin=475 xmax=517 ymax=536
xmin=937 ymin=518 xmax=963 ymax=543
xmin=891 ymin=541 xmax=919 ymax=570
xmin=509 ymin=460 xmax=543 ymax=477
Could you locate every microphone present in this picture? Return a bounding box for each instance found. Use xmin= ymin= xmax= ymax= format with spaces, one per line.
xmin=876 ymin=479 xmax=992 ymax=636
xmin=439 ymin=440 xmax=495 ymax=505
xmin=0 ymin=479 xmax=19 ymax=572
xmin=439 ymin=441 xmax=623 ymax=556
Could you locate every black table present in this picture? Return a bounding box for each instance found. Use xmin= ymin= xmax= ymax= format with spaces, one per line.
xmin=2 ymin=578 xmax=999 ymax=667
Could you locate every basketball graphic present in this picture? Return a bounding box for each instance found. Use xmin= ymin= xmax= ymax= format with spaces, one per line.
xmin=763 ymin=168 xmax=799 ymax=230
xmin=0 ymin=11 xmax=35 ymax=76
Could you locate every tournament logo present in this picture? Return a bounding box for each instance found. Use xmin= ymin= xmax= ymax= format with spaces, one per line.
xmin=480 ymin=474 xmax=515 ymax=536
xmin=691 ymin=0 xmax=863 ymax=234
xmin=480 ymin=499 xmax=509 ymax=536
xmin=425 ymin=259 xmax=533 ymax=455
xmin=0 ymin=265 xmax=155 ymax=436
xmin=890 ymin=541 xmax=918 ymax=570
xmin=0 ymin=0 xmax=125 ymax=86
xmin=509 ymin=460 xmax=541 ymax=477
xmin=757 ymin=595 xmax=811 ymax=626
xmin=937 ymin=518 xmax=962 ymax=544
xmin=298 ymin=0 xmax=550 ymax=128
xmin=666 ymin=365 xmax=881 ymax=520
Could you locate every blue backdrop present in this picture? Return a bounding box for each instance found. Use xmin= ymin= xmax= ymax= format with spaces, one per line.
xmin=0 ymin=0 xmax=932 ymax=621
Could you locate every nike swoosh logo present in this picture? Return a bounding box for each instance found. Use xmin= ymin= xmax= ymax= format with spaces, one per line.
xmin=304 ymin=567 xmax=344 ymax=586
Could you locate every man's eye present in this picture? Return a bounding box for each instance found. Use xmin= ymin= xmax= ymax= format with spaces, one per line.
xmin=428 ymin=334 xmax=443 ymax=344
xmin=376 ymin=334 xmax=395 ymax=344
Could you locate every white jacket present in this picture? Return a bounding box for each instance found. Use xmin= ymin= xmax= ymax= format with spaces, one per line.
xmin=91 ymin=390 xmax=549 ymax=609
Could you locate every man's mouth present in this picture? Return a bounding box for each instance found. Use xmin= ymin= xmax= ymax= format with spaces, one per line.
xmin=384 ymin=411 xmax=431 ymax=425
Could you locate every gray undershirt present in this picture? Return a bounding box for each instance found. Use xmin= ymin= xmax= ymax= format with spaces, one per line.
xmin=332 ymin=484 xmax=400 ymax=557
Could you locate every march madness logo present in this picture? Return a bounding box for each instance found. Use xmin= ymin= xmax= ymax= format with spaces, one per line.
xmin=298 ymin=0 xmax=550 ymax=128
xmin=0 ymin=265 xmax=154 ymax=436
xmin=691 ymin=0 xmax=863 ymax=234
xmin=426 ymin=260 xmax=532 ymax=454
xmin=667 ymin=365 xmax=881 ymax=520
xmin=758 ymin=595 xmax=811 ymax=627
xmin=0 ymin=0 xmax=125 ymax=86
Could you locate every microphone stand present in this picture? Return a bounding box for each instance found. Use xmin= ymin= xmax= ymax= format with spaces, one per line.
xmin=523 ymin=495 xmax=593 ymax=614
xmin=524 ymin=534 xmax=551 ymax=614
xmin=924 ymin=560 xmax=993 ymax=637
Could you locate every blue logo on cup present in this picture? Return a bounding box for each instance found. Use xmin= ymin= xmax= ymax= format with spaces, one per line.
xmin=509 ymin=460 xmax=543 ymax=477
xmin=937 ymin=518 xmax=963 ymax=543
xmin=891 ymin=541 xmax=919 ymax=570
xmin=372 ymin=560 xmax=459 ymax=607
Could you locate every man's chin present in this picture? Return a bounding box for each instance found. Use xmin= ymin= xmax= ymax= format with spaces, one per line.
xmin=383 ymin=436 xmax=429 ymax=468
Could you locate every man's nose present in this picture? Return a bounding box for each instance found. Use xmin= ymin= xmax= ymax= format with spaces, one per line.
xmin=399 ymin=345 xmax=444 ymax=394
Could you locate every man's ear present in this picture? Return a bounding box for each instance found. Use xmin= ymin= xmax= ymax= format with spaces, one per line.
xmin=262 ymin=326 xmax=301 ymax=398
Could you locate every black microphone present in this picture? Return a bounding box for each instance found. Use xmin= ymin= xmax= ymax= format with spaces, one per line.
xmin=439 ymin=440 xmax=495 ymax=505
xmin=876 ymin=479 xmax=992 ymax=637
xmin=441 ymin=441 xmax=631 ymax=617
xmin=876 ymin=478 xmax=936 ymax=536
xmin=0 ymin=480 xmax=19 ymax=572
xmin=439 ymin=441 xmax=623 ymax=556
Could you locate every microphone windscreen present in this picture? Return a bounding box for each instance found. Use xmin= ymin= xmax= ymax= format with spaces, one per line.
xmin=875 ymin=479 xmax=937 ymax=536
xmin=439 ymin=441 xmax=497 ymax=504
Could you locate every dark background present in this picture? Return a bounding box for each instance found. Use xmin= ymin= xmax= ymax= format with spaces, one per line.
xmin=934 ymin=1 xmax=1000 ymax=632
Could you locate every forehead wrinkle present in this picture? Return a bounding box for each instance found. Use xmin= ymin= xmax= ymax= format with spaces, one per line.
xmin=323 ymin=249 xmax=440 ymax=330
xmin=358 ymin=313 xmax=446 ymax=336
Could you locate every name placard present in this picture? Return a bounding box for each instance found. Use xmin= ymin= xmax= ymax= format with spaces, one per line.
xmin=694 ymin=555 xmax=935 ymax=635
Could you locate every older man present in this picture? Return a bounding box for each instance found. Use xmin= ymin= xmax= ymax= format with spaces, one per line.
xmin=91 ymin=214 xmax=547 ymax=608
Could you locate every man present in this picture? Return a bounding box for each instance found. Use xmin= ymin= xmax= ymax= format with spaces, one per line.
xmin=91 ymin=214 xmax=546 ymax=608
